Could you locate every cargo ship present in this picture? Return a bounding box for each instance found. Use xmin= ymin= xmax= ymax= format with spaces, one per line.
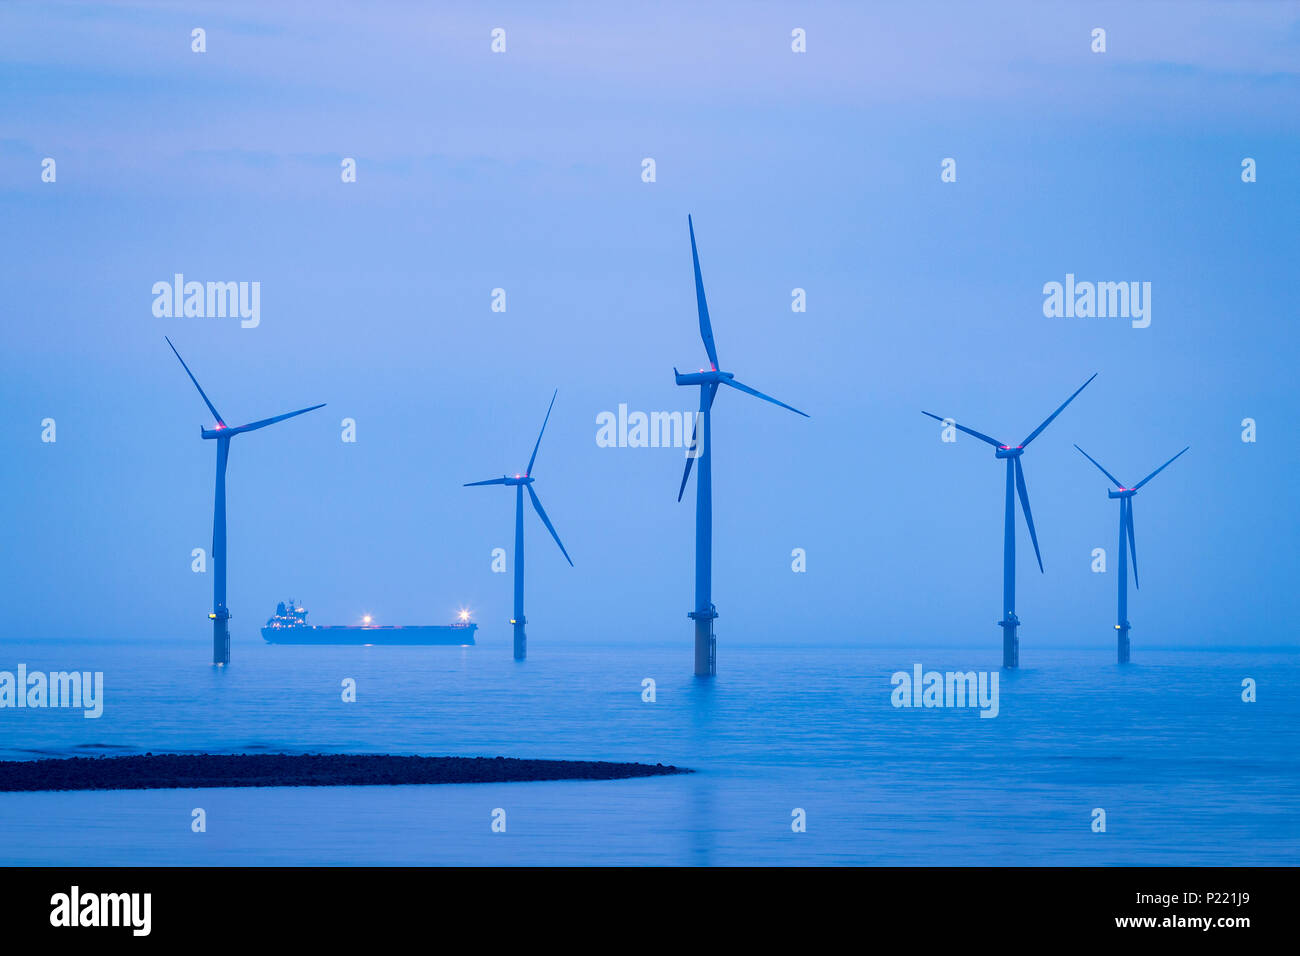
xmin=261 ymin=601 xmax=477 ymax=646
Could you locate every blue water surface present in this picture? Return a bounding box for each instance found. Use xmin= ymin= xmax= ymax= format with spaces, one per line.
xmin=0 ymin=635 xmax=1295 ymax=865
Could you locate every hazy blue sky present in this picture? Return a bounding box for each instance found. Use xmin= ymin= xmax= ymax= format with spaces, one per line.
xmin=1 ymin=1 xmax=1297 ymax=653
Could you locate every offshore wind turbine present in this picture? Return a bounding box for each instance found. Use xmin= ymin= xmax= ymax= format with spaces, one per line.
xmin=922 ymin=373 xmax=1096 ymax=668
xmin=464 ymin=390 xmax=573 ymax=662
xmin=674 ymin=215 xmax=809 ymax=677
xmin=166 ymin=337 xmax=325 ymax=665
xmin=1074 ymin=444 xmax=1188 ymax=663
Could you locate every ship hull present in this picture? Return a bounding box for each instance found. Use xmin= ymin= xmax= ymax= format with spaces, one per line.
xmin=262 ymin=624 xmax=476 ymax=646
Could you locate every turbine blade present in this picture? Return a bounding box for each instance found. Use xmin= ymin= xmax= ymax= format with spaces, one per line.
xmin=1126 ymin=499 xmax=1139 ymax=589
xmin=1020 ymin=373 xmax=1097 ymax=448
xmin=464 ymin=477 xmax=510 ymax=487
xmin=1074 ymin=444 xmax=1124 ymax=489
xmin=677 ymin=458 xmax=694 ymax=502
xmin=1133 ymin=446 xmax=1189 ymax=490
xmin=527 ymin=484 xmax=573 ymax=566
xmin=226 ymin=403 xmax=325 ymax=435
xmin=720 ymin=377 xmax=809 ymax=417
xmin=1014 ymin=457 xmax=1044 ymax=573
xmin=677 ymin=427 xmax=697 ymax=503
xmin=921 ymin=410 xmax=1002 ymax=447
xmin=677 ymin=384 xmax=717 ymax=501
xmin=688 ymin=215 xmax=719 ymax=371
xmin=526 ymin=389 xmax=558 ymax=477
xmin=166 ymin=336 xmax=226 ymax=427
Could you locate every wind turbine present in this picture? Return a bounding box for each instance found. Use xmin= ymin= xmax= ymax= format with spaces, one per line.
xmin=464 ymin=390 xmax=573 ymax=661
xmin=166 ymin=337 xmax=325 ymax=665
xmin=674 ymin=215 xmax=809 ymax=677
xmin=922 ymin=373 xmax=1096 ymax=668
xmin=1074 ymin=444 xmax=1188 ymax=663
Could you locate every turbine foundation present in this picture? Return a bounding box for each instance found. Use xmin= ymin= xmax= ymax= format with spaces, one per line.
xmin=690 ymin=607 xmax=716 ymax=677
xmin=212 ymin=610 xmax=231 ymax=665
xmin=512 ymin=617 xmax=526 ymax=661
xmin=999 ymin=615 xmax=1019 ymax=668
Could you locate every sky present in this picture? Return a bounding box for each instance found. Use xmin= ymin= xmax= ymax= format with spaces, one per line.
xmin=1 ymin=0 xmax=1297 ymax=651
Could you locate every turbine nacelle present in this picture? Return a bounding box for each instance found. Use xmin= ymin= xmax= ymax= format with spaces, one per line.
xmin=672 ymin=216 xmax=810 ymax=510
xmin=674 ymin=367 xmax=733 ymax=386
xmin=464 ymin=473 xmax=536 ymax=487
xmin=1076 ymin=444 xmax=1188 ymax=499
xmin=922 ymin=373 xmax=1099 ymax=606
xmin=1076 ymin=444 xmax=1189 ymax=613
xmin=168 ymin=339 xmax=324 ymax=441
xmin=198 ymin=405 xmax=326 ymax=440
xmin=463 ymin=390 xmax=573 ymax=569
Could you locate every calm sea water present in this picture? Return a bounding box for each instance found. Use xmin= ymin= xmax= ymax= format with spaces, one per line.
xmin=0 ymin=636 xmax=1296 ymax=865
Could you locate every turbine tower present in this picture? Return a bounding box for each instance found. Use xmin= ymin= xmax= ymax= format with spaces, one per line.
xmin=166 ymin=337 xmax=325 ymax=665
xmin=464 ymin=390 xmax=573 ymax=661
xmin=922 ymin=373 xmax=1096 ymax=668
xmin=674 ymin=215 xmax=809 ymax=677
xmin=1075 ymin=444 xmax=1188 ymax=663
